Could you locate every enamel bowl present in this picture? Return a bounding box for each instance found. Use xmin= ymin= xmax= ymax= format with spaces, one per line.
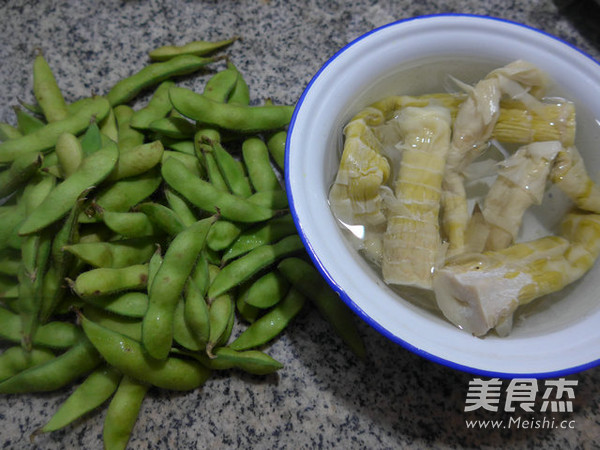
xmin=285 ymin=14 xmax=600 ymax=378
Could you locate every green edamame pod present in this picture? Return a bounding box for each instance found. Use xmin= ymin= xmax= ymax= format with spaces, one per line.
xmin=235 ymin=289 xmax=261 ymax=323
xmin=230 ymin=287 xmax=305 ymax=351
xmin=71 ymin=264 xmax=149 ymax=298
xmin=148 ymin=37 xmax=238 ymax=61
xmin=183 ymin=347 xmax=283 ymax=375
xmin=223 ymin=214 xmax=296 ymax=261
xmin=102 ymin=210 xmax=160 ymax=238
xmin=64 ymin=237 xmax=156 ymax=268
xmin=162 ymin=150 xmax=204 ymax=179
xmin=0 ymin=249 xmax=20 ymax=276
xmin=13 ymin=106 xmax=45 ymax=135
xmin=172 ymin=298 xmax=200 ymax=351
xmin=0 ymin=306 xmax=83 ymax=349
xmin=170 ymin=87 xmax=294 ymax=133
xmin=55 ymin=132 xmax=83 ymax=178
xmin=242 ymin=137 xmax=281 ymax=192
xmin=0 ymin=336 xmax=101 ymax=394
xmin=165 ymin=139 xmax=195 ymax=155
xmin=0 ymin=96 xmax=110 ymax=163
xmin=99 ymin=106 xmax=118 ymax=142
xmin=207 ymin=220 xmax=243 ymax=252
xmin=277 ymin=257 xmax=366 ymax=358
xmin=103 ymin=376 xmax=149 ymax=450
xmin=81 ymin=292 xmax=148 ymax=319
xmin=107 ymin=55 xmax=217 ymax=106
xmin=0 ymin=122 xmax=23 ymax=141
xmin=184 ymin=273 xmax=210 ymax=350
xmin=84 ymin=305 xmax=143 ymax=341
xmin=206 ymin=293 xmax=234 ymax=356
xmin=0 ymin=152 xmax=43 ymax=198
xmin=109 ymin=141 xmax=165 ymax=181
xmin=247 ymin=189 xmax=289 ymax=210
xmin=243 ymin=270 xmax=290 ymax=309
xmin=91 ymin=166 xmax=162 ymax=215
xmin=0 ymin=346 xmax=55 ymax=382
xmin=33 ymin=50 xmax=68 ymax=123
xmin=130 ymin=80 xmax=175 ymax=130
xmin=208 ymin=234 xmax=304 ymax=299
xmin=162 ymin=157 xmax=275 ymax=223
xmin=227 ymin=61 xmax=250 ymax=106
xmin=114 ymin=105 xmax=144 ymax=153
xmin=165 ymin=188 xmax=197 ymax=227
xmin=199 ymin=143 xmax=229 ymax=192
xmin=207 ymin=138 xmax=253 ymax=198
xmin=81 ymin=313 xmax=211 ymax=390
xmin=136 ymin=202 xmax=185 ymax=236
xmin=147 ymin=245 xmax=163 ymax=289
xmin=142 ymin=217 xmax=214 ymax=360
xmin=39 ymin=365 xmax=122 ymax=433
xmin=149 ymin=116 xmax=196 ymax=140
xmin=203 ymin=67 xmax=239 ymax=103
xmin=19 ymin=143 xmax=119 ymax=235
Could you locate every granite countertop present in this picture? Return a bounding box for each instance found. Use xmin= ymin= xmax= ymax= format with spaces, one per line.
xmin=1 ymin=0 xmax=600 ymax=448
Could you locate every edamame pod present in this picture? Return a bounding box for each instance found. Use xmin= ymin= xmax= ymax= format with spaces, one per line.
xmin=136 ymin=202 xmax=185 ymax=236
xmin=81 ymin=314 xmax=211 ymax=390
xmin=102 ymin=376 xmax=149 ymax=450
xmin=162 ymin=156 xmax=275 ymax=223
xmin=0 ymin=96 xmax=110 ymax=163
xmin=149 ymin=37 xmax=238 ymax=61
xmin=33 ymin=50 xmax=69 ymax=123
xmin=55 ymin=132 xmax=83 ymax=177
xmin=18 ymin=142 xmax=119 ymax=235
xmin=278 ymin=257 xmax=366 ymax=358
xmin=243 ymin=270 xmax=290 ymax=309
xmin=81 ymin=292 xmax=149 ymax=319
xmin=13 ymin=106 xmax=45 ymax=135
xmin=170 ymin=87 xmax=294 ymax=133
xmin=149 ymin=116 xmax=196 ymax=139
xmin=0 ymin=152 xmax=43 ymax=198
xmin=266 ymin=130 xmax=287 ymax=171
xmin=107 ymin=55 xmax=216 ymax=106
xmin=230 ymin=287 xmax=305 ymax=351
xmin=183 ymin=347 xmax=283 ymax=375
xmin=64 ymin=237 xmax=156 ymax=268
xmin=242 ymin=137 xmax=281 ymax=192
xmin=203 ymin=67 xmax=239 ymax=103
xmin=0 ymin=337 xmax=101 ymax=394
xmin=142 ymin=217 xmax=214 ymax=360
xmin=114 ymin=105 xmax=144 ymax=152
xmin=106 ymin=140 xmax=164 ymax=181
xmin=130 ymin=80 xmax=175 ymax=130
xmin=0 ymin=346 xmax=55 ymax=382
xmin=71 ymin=264 xmax=149 ymax=298
xmin=80 ymin=121 xmax=103 ymax=155
xmin=207 ymin=220 xmax=243 ymax=251
xmin=206 ymin=293 xmax=234 ymax=356
xmin=39 ymin=365 xmax=121 ymax=433
xmin=165 ymin=188 xmax=197 ymax=227
xmin=184 ymin=272 xmax=210 ymax=349
xmin=207 ymin=234 xmax=304 ymax=299
xmin=101 ymin=210 xmax=160 ymax=238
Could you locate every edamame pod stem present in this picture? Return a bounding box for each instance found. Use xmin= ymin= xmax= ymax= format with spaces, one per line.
xmin=71 ymin=264 xmax=149 ymax=298
xmin=142 ymin=217 xmax=215 ymax=360
xmin=277 ymin=257 xmax=366 ymax=358
xmin=103 ymin=376 xmax=149 ymax=450
xmin=170 ymin=86 xmax=294 ymax=133
xmin=130 ymin=80 xmax=175 ymax=130
xmin=0 ymin=306 xmax=83 ymax=349
xmin=0 ymin=346 xmax=55 ymax=382
xmin=39 ymin=365 xmax=122 ymax=433
xmin=162 ymin=156 xmax=275 ymax=223
xmin=0 ymin=337 xmax=101 ymax=394
xmin=33 ymin=50 xmax=69 ymax=123
xmin=18 ymin=143 xmax=119 ymax=235
xmin=107 ymin=55 xmax=217 ymax=106
xmin=0 ymin=96 xmax=110 ymax=163
xmin=0 ymin=152 xmax=43 ymax=198
xmin=230 ymin=287 xmax=305 ymax=351
xmin=148 ymin=37 xmax=238 ymax=61
xmin=80 ymin=313 xmax=211 ymax=390
xmin=207 ymin=234 xmax=304 ymax=299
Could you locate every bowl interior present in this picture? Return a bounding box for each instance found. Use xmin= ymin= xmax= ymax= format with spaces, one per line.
xmin=286 ymin=14 xmax=600 ymax=377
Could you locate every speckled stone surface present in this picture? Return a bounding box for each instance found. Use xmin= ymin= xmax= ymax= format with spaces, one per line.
xmin=1 ymin=0 xmax=600 ymax=449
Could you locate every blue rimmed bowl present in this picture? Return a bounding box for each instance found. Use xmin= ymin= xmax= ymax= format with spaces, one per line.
xmin=285 ymin=14 xmax=600 ymax=378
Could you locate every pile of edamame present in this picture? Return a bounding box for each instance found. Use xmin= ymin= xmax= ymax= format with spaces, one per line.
xmin=0 ymin=37 xmax=365 ymax=449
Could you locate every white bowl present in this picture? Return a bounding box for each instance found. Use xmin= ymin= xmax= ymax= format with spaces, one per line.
xmin=285 ymin=14 xmax=600 ymax=378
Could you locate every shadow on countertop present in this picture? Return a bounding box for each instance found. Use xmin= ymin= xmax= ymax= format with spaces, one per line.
xmin=553 ymin=0 xmax=600 ymax=54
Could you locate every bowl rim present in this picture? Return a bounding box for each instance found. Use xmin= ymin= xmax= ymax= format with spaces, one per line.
xmin=285 ymin=13 xmax=600 ymax=379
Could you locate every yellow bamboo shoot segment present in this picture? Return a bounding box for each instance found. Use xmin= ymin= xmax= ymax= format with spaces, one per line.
xmin=551 ymin=146 xmax=600 ymax=213
xmin=433 ymin=212 xmax=600 ymax=337
xmin=381 ymin=106 xmax=451 ymax=289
